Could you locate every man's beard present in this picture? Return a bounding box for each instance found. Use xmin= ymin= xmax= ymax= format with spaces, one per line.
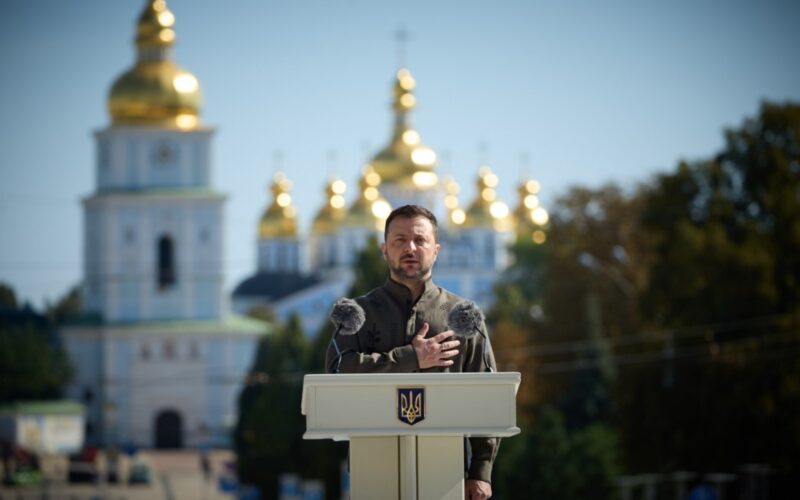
xmin=389 ymin=259 xmax=432 ymax=281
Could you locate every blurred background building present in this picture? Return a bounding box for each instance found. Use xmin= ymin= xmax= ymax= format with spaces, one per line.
xmin=231 ymin=59 xmax=550 ymax=334
xmin=61 ymin=0 xmax=266 ymax=450
xmin=59 ymin=0 xmax=549 ymax=450
xmin=5 ymin=1 xmax=798 ymax=498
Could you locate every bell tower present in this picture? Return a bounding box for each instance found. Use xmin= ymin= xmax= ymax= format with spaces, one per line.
xmin=82 ymin=0 xmax=225 ymax=322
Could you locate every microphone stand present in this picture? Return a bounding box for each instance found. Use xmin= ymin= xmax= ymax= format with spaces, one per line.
xmin=330 ymin=324 xmax=344 ymax=374
xmin=478 ymin=325 xmax=494 ymax=373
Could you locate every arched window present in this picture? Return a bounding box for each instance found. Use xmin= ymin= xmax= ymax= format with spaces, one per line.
xmin=157 ymin=235 xmax=176 ymax=289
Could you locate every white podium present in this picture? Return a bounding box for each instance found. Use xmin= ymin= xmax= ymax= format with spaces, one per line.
xmin=301 ymin=372 xmax=520 ymax=500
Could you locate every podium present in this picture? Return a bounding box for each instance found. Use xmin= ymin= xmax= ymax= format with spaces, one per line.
xmin=301 ymin=372 xmax=520 ymax=500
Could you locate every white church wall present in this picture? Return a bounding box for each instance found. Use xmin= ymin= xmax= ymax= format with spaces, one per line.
xmin=192 ymin=205 xmax=224 ymax=319
xmin=106 ymin=338 xmax=133 ymax=445
xmin=95 ymin=128 xmax=215 ymax=192
xmin=64 ymin=322 xmax=263 ymax=448
xmin=257 ymin=238 xmax=303 ymax=273
xmin=191 ymin=139 xmax=210 ymax=186
xmin=115 ymin=206 xmax=142 ymax=321
xmin=83 ymin=209 xmax=101 ymax=314
xmin=308 ymin=232 xmax=339 ymax=270
xmin=62 ymin=329 xmax=103 ymax=444
xmin=205 ymin=339 xmax=228 ymax=444
xmin=206 ymin=336 xmax=258 ymax=446
xmin=84 ymin=196 xmax=224 ymax=323
xmin=129 ymin=333 xmax=208 ymax=447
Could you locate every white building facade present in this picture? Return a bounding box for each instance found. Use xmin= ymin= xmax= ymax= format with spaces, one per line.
xmin=63 ymin=0 xmax=266 ymax=449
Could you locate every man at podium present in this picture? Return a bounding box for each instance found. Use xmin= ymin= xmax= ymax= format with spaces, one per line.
xmin=325 ymin=205 xmax=499 ymax=500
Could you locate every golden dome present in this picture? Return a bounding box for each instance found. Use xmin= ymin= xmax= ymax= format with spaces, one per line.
xmin=259 ymin=173 xmax=298 ymax=238
xmin=463 ymin=166 xmax=512 ymax=230
xmin=344 ymin=167 xmax=392 ymax=231
xmin=311 ymin=178 xmax=348 ymax=234
xmin=442 ymin=175 xmax=466 ymax=226
xmin=513 ymin=178 xmax=548 ymax=243
xmin=369 ymin=68 xmax=439 ymax=188
xmin=108 ymin=0 xmax=202 ymax=129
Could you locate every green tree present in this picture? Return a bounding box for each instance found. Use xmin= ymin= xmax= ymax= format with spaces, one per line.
xmin=488 ymin=239 xmax=547 ymax=415
xmin=721 ymin=102 xmax=800 ymax=317
xmin=640 ymin=102 xmax=800 ymax=326
xmin=491 ymin=185 xmax=647 ymax=424
xmin=0 ymin=282 xmax=73 ymax=403
xmin=494 ymin=406 xmax=619 ymax=500
xmin=489 ymin=190 xmax=636 ymax=497
xmin=235 ymin=314 xmax=306 ymax=497
xmin=46 ymin=285 xmax=82 ymax=325
xmin=236 ymin=313 xmax=347 ymax=499
xmin=348 ymin=235 xmax=386 ymax=297
xmin=0 ymin=283 xmax=18 ymax=309
xmin=622 ymin=101 xmax=800 ymax=476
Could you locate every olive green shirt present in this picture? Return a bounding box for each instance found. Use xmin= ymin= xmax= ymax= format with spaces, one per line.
xmin=325 ymin=277 xmax=500 ymax=483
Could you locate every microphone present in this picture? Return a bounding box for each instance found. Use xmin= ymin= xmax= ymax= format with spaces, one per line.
xmin=329 ymin=298 xmax=366 ymax=373
xmin=447 ymin=300 xmax=494 ymax=372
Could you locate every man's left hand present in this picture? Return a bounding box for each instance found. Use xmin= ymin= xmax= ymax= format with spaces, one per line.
xmin=465 ymin=479 xmax=492 ymax=499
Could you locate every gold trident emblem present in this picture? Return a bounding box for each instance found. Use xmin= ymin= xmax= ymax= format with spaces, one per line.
xmin=400 ymin=390 xmax=423 ymax=425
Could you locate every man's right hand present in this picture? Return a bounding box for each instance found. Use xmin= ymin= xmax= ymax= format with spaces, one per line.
xmin=412 ymin=322 xmax=461 ymax=369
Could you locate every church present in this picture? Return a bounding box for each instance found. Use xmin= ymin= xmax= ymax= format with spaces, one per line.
xmin=62 ymin=0 xmax=267 ymax=450
xmin=231 ymin=47 xmax=550 ymax=336
xmin=63 ymin=0 xmax=548 ymax=450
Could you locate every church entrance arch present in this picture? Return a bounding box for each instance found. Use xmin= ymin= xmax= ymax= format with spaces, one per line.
xmin=154 ymin=409 xmax=183 ymax=448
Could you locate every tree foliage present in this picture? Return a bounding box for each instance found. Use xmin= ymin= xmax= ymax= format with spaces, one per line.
xmin=489 ymin=186 xmax=636 ymax=497
xmin=347 ymin=234 xmax=386 ymax=297
xmin=234 ymin=313 xmax=322 ymax=497
xmin=0 ymin=282 xmax=74 ymax=403
xmin=45 ymin=285 xmax=82 ymax=325
xmin=621 ymin=102 xmax=800 ymax=475
xmin=494 ymin=405 xmax=619 ymax=500
xmin=490 ymin=101 xmax=800 ymax=495
xmin=491 ymin=183 xmax=646 ymax=424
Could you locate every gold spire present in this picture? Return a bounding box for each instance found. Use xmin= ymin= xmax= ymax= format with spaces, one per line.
xmin=513 ymin=178 xmax=548 ymax=243
xmin=108 ymin=0 xmax=202 ymax=129
xmin=344 ymin=166 xmax=392 ymax=231
xmin=311 ymin=178 xmax=348 ymax=234
xmin=443 ymin=175 xmax=466 ymax=226
xmin=369 ymin=68 xmax=438 ymax=187
xmin=463 ymin=166 xmax=512 ymax=230
xmin=259 ymin=173 xmax=298 ymax=238
xmin=136 ymin=0 xmax=176 ymax=48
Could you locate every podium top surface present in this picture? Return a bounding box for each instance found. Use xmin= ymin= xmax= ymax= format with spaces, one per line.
xmin=303 ymin=371 xmax=520 ymax=387
xmin=302 ymin=371 xmax=521 ymax=440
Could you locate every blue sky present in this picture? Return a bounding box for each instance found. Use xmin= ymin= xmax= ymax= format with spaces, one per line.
xmin=2 ymin=0 xmax=799 ymax=307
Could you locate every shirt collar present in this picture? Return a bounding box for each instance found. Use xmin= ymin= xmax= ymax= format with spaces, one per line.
xmin=384 ymin=276 xmax=436 ymax=306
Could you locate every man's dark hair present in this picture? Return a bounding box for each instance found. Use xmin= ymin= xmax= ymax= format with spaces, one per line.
xmin=384 ymin=205 xmax=439 ymax=242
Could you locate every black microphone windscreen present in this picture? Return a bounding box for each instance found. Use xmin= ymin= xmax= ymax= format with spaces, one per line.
xmin=329 ymin=298 xmax=366 ymax=336
xmin=447 ymin=300 xmax=484 ymax=338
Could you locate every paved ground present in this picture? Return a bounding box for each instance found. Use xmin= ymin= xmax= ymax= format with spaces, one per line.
xmin=0 ymin=449 xmax=236 ymax=500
